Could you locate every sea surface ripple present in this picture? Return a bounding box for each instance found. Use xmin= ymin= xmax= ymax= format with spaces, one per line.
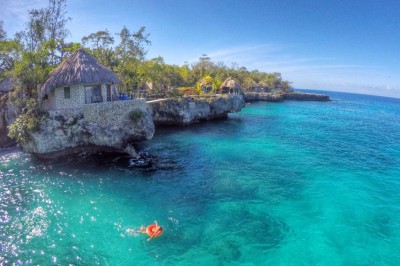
xmin=1 ymin=91 xmax=400 ymax=265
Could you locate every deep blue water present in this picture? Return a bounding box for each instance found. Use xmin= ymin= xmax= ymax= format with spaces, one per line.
xmin=1 ymin=91 xmax=400 ymax=265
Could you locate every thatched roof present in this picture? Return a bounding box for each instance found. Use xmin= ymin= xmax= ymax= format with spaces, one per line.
xmin=41 ymin=48 xmax=120 ymax=95
xmin=220 ymin=77 xmax=242 ymax=90
xmin=0 ymin=77 xmax=13 ymax=93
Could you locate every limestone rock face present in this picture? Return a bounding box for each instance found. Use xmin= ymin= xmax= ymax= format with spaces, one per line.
xmin=23 ymin=101 xmax=154 ymax=158
xmin=0 ymin=96 xmax=17 ymax=148
xmin=149 ymin=95 xmax=245 ymax=126
xmin=243 ymin=93 xmax=284 ymax=102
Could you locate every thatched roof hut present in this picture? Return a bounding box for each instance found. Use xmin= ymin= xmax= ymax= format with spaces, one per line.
xmin=41 ymin=48 xmax=120 ymax=95
xmin=220 ymin=77 xmax=242 ymax=94
xmin=0 ymin=77 xmax=13 ymax=93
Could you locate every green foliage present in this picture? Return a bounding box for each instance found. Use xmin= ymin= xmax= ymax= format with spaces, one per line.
xmin=0 ymin=39 xmax=23 ymax=79
xmin=0 ymin=20 xmax=6 ymax=41
xmin=177 ymin=87 xmax=196 ymax=95
xmin=166 ymin=88 xmax=184 ymax=98
xmin=116 ymin=26 xmax=151 ymax=62
xmin=18 ymin=0 xmax=70 ymax=65
xmin=8 ymin=113 xmax=43 ymax=143
xmin=8 ymin=98 xmax=44 ymax=143
xmin=66 ymin=14 xmax=292 ymax=95
xmin=82 ymin=30 xmax=115 ymax=67
xmin=13 ymin=45 xmax=52 ymax=91
xmin=128 ymin=109 xmax=144 ymax=122
xmin=195 ymin=81 xmax=202 ymax=95
xmin=62 ymin=42 xmax=82 ymax=56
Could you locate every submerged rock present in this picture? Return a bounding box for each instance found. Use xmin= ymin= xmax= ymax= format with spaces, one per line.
xmin=129 ymin=151 xmax=155 ymax=168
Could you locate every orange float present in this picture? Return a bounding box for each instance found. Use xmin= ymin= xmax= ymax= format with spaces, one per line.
xmin=146 ymin=223 xmax=163 ymax=239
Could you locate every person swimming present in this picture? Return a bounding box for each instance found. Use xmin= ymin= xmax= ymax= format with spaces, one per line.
xmin=126 ymin=221 xmax=163 ymax=241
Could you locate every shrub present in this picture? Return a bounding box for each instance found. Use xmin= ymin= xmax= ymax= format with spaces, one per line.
xmin=128 ymin=109 xmax=144 ymax=122
xmin=8 ymin=112 xmax=44 ymax=144
xmin=8 ymin=97 xmax=44 ymax=144
xmin=178 ymin=87 xmax=196 ymax=95
xmin=166 ymin=88 xmax=184 ymax=98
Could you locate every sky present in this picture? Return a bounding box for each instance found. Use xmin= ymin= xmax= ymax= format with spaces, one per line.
xmin=1 ymin=0 xmax=400 ymax=98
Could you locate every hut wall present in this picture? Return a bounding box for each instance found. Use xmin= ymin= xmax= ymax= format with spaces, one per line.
xmin=54 ymin=85 xmax=85 ymax=109
xmin=101 ymin=84 xmax=106 ymax=102
xmin=83 ymin=99 xmax=147 ymax=127
xmin=42 ymin=90 xmax=57 ymax=110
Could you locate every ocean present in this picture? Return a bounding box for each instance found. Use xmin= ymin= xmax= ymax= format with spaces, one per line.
xmin=1 ymin=91 xmax=400 ymax=265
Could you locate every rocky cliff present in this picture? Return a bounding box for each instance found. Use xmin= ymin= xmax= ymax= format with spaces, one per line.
xmin=0 ymin=94 xmax=17 ymax=148
xmin=243 ymin=93 xmax=284 ymax=102
xmin=148 ymin=95 xmax=245 ymax=126
xmin=23 ymin=100 xmax=154 ymax=158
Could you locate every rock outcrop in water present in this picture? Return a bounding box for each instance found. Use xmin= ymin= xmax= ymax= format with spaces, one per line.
xmin=243 ymin=93 xmax=284 ymax=102
xmin=282 ymin=92 xmax=330 ymax=101
xmin=148 ymin=95 xmax=245 ymax=126
xmin=243 ymin=92 xmax=330 ymax=102
xmin=23 ymin=100 xmax=154 ymax=158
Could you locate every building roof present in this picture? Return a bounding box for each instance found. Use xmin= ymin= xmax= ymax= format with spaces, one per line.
xmin=220 ymin=77 xmax=242 ymax=90
xmin=41 ymin=48 xmax=120 ymax=95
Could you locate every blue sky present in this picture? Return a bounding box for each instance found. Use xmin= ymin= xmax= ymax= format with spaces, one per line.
xmin=1 ymin=0 xmax=399 ymax=98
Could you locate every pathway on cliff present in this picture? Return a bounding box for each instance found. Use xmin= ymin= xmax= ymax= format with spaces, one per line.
xmin=146 ymin=99 xmax=168 ymax=103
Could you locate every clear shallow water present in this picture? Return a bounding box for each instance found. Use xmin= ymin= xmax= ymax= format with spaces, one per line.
xmin=1 ymin=91 xmax=400 ymax=265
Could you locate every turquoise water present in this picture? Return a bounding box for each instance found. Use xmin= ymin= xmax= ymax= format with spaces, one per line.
xmin=1 ymin=91 xmax=400 ymax=265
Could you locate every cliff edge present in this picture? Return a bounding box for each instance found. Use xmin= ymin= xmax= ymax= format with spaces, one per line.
xmin=148 ymin=95 xmax=245 ymax=126
xmin=23 ymin=100 xmax=154 ymax=158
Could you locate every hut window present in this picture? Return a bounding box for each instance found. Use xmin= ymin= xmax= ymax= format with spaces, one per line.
xmin=64 ymin=87 xmax=70 ymax=99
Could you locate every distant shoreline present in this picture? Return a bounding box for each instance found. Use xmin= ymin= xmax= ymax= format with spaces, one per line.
xmin=243 ymin=91 xmax=330 ymax=102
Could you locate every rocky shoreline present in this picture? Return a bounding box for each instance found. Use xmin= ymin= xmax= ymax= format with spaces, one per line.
xmin=243 ymin=92 xmax=330 ymax=102
xmin=0 ymin=92 xmax=330 ymax=158
xmin=0 ymin=95 xmax=244 ymax=158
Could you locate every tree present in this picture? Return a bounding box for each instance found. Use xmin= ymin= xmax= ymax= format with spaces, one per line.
xmin=82 ymin=30 xmax=114 ymax=49
xmin=62 ymin=42 xmax=82 ymax=57
xmin=0 ymin=21 xmax=6 ymax=41
xmin=12 ymin=44 xmax=52 ymax=93
xmin=191 ymin=54 xmax=216 ymax=80
xmin=0 ymin=39 xmax=23 ymax=79
xmin=82 ymin=30 xmax=115 ymax=67
xmin=46 ymin=0 xmax=70 ymax=42
xmin=0 ymin=22 xmax=23 ymax=79
xmin=19 ymin=0 xmax=70 ymax=65
xmin=114 ymin=26 xmax=151 ymax=91
xmin=115 ymin=26 xmax=151 ymax=63
xmin=45 ymin=0 xmax=71 ymax=64
xmin=7 ymin=42 xmax=52 ymax=144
